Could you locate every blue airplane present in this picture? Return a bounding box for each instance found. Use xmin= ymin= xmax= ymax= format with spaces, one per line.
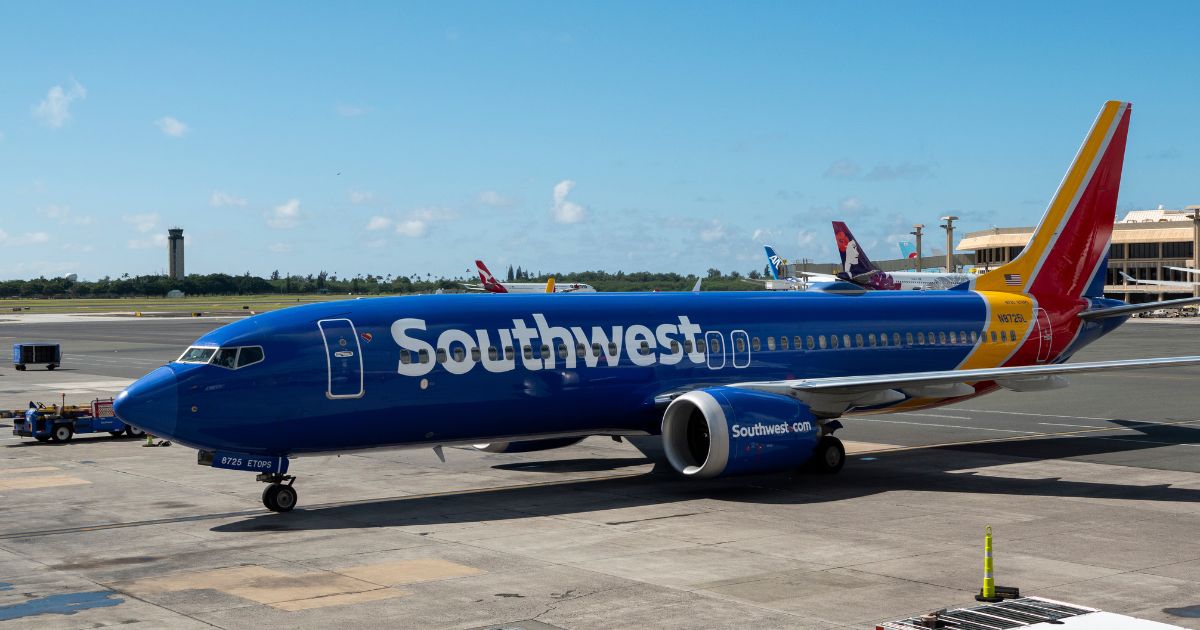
xmin=116 ymin=101 xmax=1200 ymax=512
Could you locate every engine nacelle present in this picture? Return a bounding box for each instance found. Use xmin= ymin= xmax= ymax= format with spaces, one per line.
xmin=661 ymin=387 xmax=820 ymax=478
xmin=472 ymin=436 xmax=586 ymax=453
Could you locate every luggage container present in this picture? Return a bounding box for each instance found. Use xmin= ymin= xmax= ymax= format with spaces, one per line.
xmin=12 ymin=342 xmax=61 ymax=371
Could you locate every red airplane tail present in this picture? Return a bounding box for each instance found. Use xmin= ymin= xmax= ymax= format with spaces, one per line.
xmin=969 ymin=101 xmax=1129 ymax=300
xmin=475 ymin=260 xmax=508 ymax=293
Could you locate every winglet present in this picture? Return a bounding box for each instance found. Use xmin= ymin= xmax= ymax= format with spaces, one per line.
xmin=692 ymin=277 xmax=702 ymax=292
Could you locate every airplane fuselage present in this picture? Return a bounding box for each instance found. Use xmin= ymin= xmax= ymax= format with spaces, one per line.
xmin=121 ymin=290 xmax=1124 ymax=458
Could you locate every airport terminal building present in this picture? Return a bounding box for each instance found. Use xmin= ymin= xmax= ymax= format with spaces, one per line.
xmin=959 ymin=207 xmax=1200 ymax=302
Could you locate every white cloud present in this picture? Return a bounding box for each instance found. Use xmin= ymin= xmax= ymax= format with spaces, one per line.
xmin=268 ymin=242 xmax=292 ymax=253
xmin=699 ymin=220 xmax=726 ymax=243
xmin=32 ymin=79 xmax=87 ymax=128
xmin=366 ymin=216 xmax=392 ymax=231
xmin=823 ymin=159 xmax=861 ymax=179
xmin=37 ymin=204 xmax=92 ymax=225
xmin=155 ymin=116 xmax=189 ymax=137
xmin=395 ymin=219 xmax=428 ymax=238
xmin=267 ymin=199 xmax=300 ymax=229
xmin=123 ymin=212 xmax=159 ymax=233
xmin=551 ymin=180 xmax=587 ymax=224
xmin=210 ymin=191 xmax=247 ymax=207
xmin=797 ymin=230 xmax=817 ymax=246
xmin=478 ymin=190 xmax=514 ymax=207
xmin=349 ymin=190 xmax=374 ymax=204
xmin=127 ymin=233 xmax=168 ymax=249
xmin=337 ymin=104 xmax=367 ymax=117
xmin=0 ymin=231 xmax=51 ymax=246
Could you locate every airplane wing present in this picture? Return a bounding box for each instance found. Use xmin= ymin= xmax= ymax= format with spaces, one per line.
xmin=1118 ymin=271 xmax=1195 ymax=288
xmin=461 ymin=284 xmax=488 ymax=291
xmin=1166 ymin=266 xmax=1200 ymax=276
xmin=727 ymin=356 xmax=1200 ymax=417
xmin=1079 ymin=296 xmax=1200 ymax=320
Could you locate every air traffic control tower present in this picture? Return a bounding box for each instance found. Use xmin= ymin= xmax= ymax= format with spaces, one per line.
xmin=168 ymin=228 xmax=185 ymax=280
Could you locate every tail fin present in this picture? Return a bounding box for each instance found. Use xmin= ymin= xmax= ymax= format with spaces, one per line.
xmin=545 ymin=277 xmax=555 ymax=293
xmin=764 ymin=246 xmax=783 ymax=279
xmin=970 ymin=101 xmax=1130 ymax=298
xmin=899 ymin=241 xmax=917 ymax=260
xmin=832 ymin=221 xmax=879 ymax=278
xmin=475 ymin=260 xmax=508 ymax=293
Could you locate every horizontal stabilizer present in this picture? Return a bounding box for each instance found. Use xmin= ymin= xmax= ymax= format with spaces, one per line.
xmin=1079 ymin=296 xmax=1200 ymax=320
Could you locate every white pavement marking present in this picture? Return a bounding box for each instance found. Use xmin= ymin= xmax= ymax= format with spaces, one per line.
xmin=851 ymin=417 xmax=1040 ymax=434
xmin=896 ymin=412 xmax=973 ymax=420
xmin=954 ymin=408 xmax=1114 ymax=421
xmin=1039 ymin=422 xmax=1113 ymax=429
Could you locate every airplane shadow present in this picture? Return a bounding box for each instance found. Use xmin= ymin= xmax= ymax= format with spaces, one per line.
xmin=490 ymin=457 xmax=651 ymax=474
xmin=212 ymin=419 xmax=1200 ymax=533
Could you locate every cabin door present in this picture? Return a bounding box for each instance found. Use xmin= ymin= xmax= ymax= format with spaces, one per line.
xmin=318 ymin=318 xmax=365 ymax=398
xmin=1034 ymin=308 xmax=1053 ymax=363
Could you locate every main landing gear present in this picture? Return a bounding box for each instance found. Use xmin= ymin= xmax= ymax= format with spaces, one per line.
xmin=806 ymin=419 xmax=845 ymax=474
xmin=257 ymin=473 xmax=298 ymax=512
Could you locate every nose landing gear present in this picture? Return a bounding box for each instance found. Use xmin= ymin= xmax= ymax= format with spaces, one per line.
xmin=257 ymin=473 xmax=298 ymax=512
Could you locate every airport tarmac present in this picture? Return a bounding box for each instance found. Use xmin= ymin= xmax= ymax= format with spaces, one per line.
xmin=1 ymin=315 xmax=1200 ymax=628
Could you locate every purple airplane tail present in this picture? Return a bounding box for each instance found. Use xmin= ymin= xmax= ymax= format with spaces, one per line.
xmin=832 ymin=221 xmax=899 ymax=290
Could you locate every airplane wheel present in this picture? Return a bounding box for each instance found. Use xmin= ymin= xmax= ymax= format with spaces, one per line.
xmin=809 ymin=436 xmax=845 ymax=474
xmin=51 ymin=425 xmax=74 ymax=443
xmin=262 ymin=484 xmax=297 ymax=513
xmin=125 ymin=425 xmax=144 ymax=437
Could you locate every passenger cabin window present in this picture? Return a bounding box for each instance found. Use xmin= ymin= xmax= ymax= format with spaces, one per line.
xmin=842 ymin=334 xmax=851 ymax=348
xmin=697 ymin=339 xmax=707 ymax=353
xmin=419 ymin=349 xmax=430 ymax=364
xmin=906 ymin=332 xmax=914 ymax=346
xmin=830 ymin=335 xmax=839 ymax=349
xmin=559 ymin=344 xmax=570 ymax=359
xmin=793 ymin=336 xmax=803 ymax=349
xmin=471 ymin=347 xmax=481 ymax=362
xmin=868 ymin=333 xmax=876 ymax=347
xmin=523 ymin=345 xmax=533 ymax=360
xmin=893 ymin=333 xmax=901 ymax=346
xmin=949 ymin=332 xmax=957 ymax=344
xmin=504 ymin=346 xmax=515 ymax=360
xmin=780 ymin=336 xmax=789 ymax=350
xmin=855 ymin=334 xmax=864 ymax=348
xmin=817 ymin=335 xmax=826 ymax=349
xmin=750 ymin=337 xmax=759 ymax=352
xmin=806 ymin=335 xmax=815 ymax=350
xmin=767 ymin=337 xmax=776 ymax=351
xmin=683 ymin=340 xmax=693 ymax=353
xmin=638 ymin=341 xmax=651 ymax=356
xmin=488 ymin=347 xmax=499 ymax=361
xmin=452 ymin=347 xmax=465 ymax=362
xmin=737 ymin=338 xmax=747 ymax=353
xmin=436 ymin=348 xmax=448 ymax=363
xmin=236 ymin=346 xmax=264 ymax=368
xmin=400 ymin=349 xmax=412 ymax=364
xmin=990 ymin=331 xmax=998 ymax=343
xmin=916 ymin=332 xmax=925 ymax=345
xmin=177 ymin=346 xmax=217 ymax=364
xmin=970 ymin=331 xmax=978 ymax=343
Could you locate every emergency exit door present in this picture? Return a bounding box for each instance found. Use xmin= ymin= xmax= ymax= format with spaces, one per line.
xmin=319 ymin=318 xmax=364 ymax=398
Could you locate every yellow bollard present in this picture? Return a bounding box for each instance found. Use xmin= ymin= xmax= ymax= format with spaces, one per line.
xmin=982 ymin=525 xmax=995 ymax=599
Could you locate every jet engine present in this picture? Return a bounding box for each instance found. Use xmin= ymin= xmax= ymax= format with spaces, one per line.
xmin=472 ymin=436 xmax=587 ymax=453
xmin=661 ymin=387 xmax=822 ymax=478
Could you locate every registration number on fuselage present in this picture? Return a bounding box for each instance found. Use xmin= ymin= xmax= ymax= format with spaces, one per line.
xmin=209 ymin=451 xmax=288 ymax=474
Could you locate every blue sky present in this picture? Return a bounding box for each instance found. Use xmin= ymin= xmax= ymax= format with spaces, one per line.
xmin=2 ymin=2 xmax=1198 ymax=280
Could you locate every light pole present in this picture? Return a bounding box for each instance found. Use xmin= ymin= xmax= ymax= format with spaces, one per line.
xmin=1189 ymin=207 xmax=1200 ymax=299
xmin=940 ymin=215 xmax=959 ymax=273
xmin=910 ymin=224 xmax=925 ymax=272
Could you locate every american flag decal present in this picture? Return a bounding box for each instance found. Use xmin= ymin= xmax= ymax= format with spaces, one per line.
xmin=1004 ymin=273 xmax=1022 ymax=286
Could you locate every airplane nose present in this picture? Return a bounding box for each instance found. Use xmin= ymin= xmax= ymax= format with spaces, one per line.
xmin=114 ymin=366 xmax=178 ymax=438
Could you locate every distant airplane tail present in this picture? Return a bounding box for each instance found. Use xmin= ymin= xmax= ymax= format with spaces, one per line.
xmin=475 ymin=260 xmax=508 ymax=293
xmin=763 ymin=246 xmax=783 ymax=280
xmin=545 ymin=277 xmax=555 ymax=293
xmin=899 ymin=241 xmax=917 ymax=260
xmin=968 ymin=101 xmax=1130 ymax=299
xmin=832 ymin=221 xmax=879 ymax=277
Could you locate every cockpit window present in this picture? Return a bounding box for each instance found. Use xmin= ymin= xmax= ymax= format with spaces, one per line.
xmin=175 ymin=345 xmax=264 ymax=369
xmin=237 ymin=346 xmax=264 ymax=368
xmin=213 ymin=348 xmax=238 ymax=369
xmin=177 ymin=346 xmax=217 ymax=363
